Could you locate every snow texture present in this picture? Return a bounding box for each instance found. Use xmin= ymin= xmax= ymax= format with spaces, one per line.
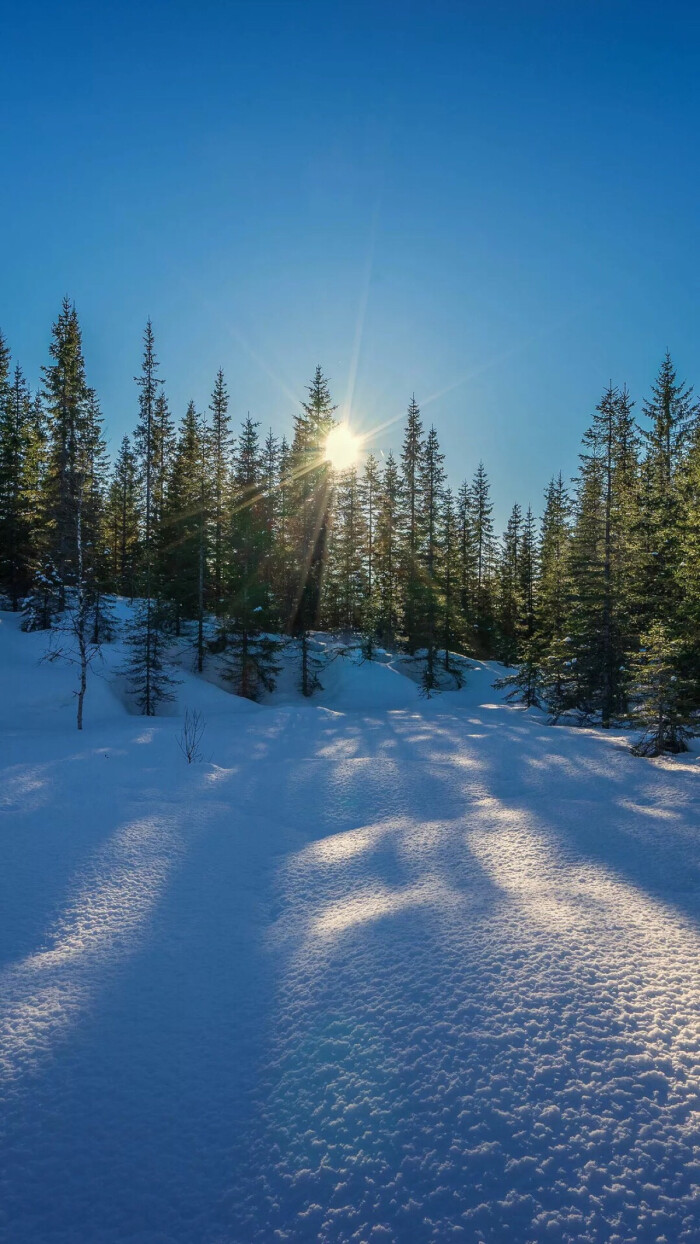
xmin=0 ymin=608 xmax=699 ymax=1243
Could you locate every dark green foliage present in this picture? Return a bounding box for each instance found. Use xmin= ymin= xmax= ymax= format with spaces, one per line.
xmin=375 ymin=450 xmax=402 ymax=645
xmin=287 ymin=368 xmax=336 ymax=695
xmin=469 ymin=462 xmax=496 ymax=656
xmin=11 ymin=304 xmax=700 ymax=744
xmin=41 ymin=300 xmax=107 ymax=609
xmin=124 ymin=597 xmax=178 ymax=715
xmin=161 ymin=401 xmax=209 ymax=651
xmin=106 ymin=436 xmax=140 ymax=597
xmin=21 ymin=561 xmax=62 ymax=631
xmin=399 ymin=395 xmax=425 ymax=651
xmin=288 ymin=367 xmax=336 ymax=643
xmin=440 ymin=487 xmax=463 ymax=679
xmin=0 ymin=361 xmax=42 ymax=607
xmin=628 ymin=624 xmax=695 ymax=755
xmin=326 ymin=464 xmax=366 ymax=631
xmin=208 ymin=369 xmax=232 ymax=617
xmin=637 ymin=355 xmax=695 ymax=630
xmin=222 ymin=626 xmax=281 ymax=700
xmin=539 ymin=636 xmax=579 ymax=722
xmin=126 ymin=323 xmax=177 ymax=711
xmin=496 ymin=503 xmax=523 ymax=665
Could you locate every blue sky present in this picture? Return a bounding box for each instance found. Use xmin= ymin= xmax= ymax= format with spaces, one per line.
xmin=2 ymin=0 xmax=700 ymax=526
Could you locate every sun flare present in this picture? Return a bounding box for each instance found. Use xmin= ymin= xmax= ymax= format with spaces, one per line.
xmin=325 ymin=424 xmax=361 ymax=471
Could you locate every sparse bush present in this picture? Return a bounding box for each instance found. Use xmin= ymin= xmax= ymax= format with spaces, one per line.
xmin=177 ymin=708 xmax=206 ymax=763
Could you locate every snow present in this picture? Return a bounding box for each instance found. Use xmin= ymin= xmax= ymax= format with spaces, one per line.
xmin=1 ymin=608 xmax=700 ymax=1242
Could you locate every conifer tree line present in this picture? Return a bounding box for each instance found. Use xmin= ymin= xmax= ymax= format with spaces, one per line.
xmin=1 ymin=300 xmax=700 ymax=750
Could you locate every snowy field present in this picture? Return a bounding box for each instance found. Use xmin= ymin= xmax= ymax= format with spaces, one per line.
xmin=1 ymin=609 xmax=699 ymax=1244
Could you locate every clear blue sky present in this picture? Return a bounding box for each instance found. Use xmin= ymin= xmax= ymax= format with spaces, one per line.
xmin=2 ymin=0 xmax=700 ymax=527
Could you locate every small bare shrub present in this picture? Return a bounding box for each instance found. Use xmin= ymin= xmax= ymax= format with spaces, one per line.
xmin=177 ymin=708 xmax=206 ymax=763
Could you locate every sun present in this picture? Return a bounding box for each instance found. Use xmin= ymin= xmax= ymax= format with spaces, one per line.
xmin=325 ymin=424 xmax=361 ymax=471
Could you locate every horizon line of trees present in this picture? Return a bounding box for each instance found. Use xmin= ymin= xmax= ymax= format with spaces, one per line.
xmin=1 ymin=299 xmax=699 ymax=754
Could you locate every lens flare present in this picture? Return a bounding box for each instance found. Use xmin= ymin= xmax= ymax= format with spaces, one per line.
xmin=325 ymin=424 xmax=361 ymax=471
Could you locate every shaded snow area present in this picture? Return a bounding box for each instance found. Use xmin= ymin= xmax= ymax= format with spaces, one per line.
xmin=1 ymin=610 xmax=699 ymax=1243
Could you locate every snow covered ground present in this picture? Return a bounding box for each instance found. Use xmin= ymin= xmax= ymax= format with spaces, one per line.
xmin=1 ymin=608 xmax=699 ymax=1244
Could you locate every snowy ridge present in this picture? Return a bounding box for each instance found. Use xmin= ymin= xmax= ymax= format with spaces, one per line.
xmin=1 ymin=610 xmax=699 ymax=1242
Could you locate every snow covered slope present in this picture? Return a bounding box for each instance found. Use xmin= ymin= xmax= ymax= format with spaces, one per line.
xmin=1 ymin=610 xmax=699 ymax=1243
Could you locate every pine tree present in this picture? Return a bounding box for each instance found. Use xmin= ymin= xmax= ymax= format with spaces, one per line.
xmin=41 ymin=299 xmax=98 ymax=608
xmin=133 ymin=319 xmax=162 ymax=593
xmin=400 ymin=395 xmax=425 ymax=650
xmin=517 ymin=506 xmax=539 ymax=704
xmin=127 ymin=321 xmax=174 ymax=714
xmin=539 ymin=636 xmax=579 ymax=722
xmin=638 ymin=355 xmax=695 ymax=630
xmin=375 ymin=451 xmax=402 ymax=646
xmin=628 ymin=623 xmax=695 ymax=756
xmin=80 ymin=388 xmax=111 ymax=643
xmin=537 ymin=474 xmax=571 ymax=651
xmin=161 ymin=401 xmax=209 ymax=657
xmin=125 ymin=598 xmax=177 ymax=715
xmin=567 ymin=385 xmax=640 ymax=724
xmin=261 ymin=427 xmax=281 ymax=626
xmin=0 ymin=364 xmax=36 ymax=607
xmin=275 ymin=435 xmax=294 ymax=626
xmin=326 ymin=464 xmax=366 ymax=631
xmin=0 ymin=331 xmax=9 ymax=406
xmin=440 ymin=486 xmax=464 ymax=683
xmin=418 ymin=425 xmax=446 ymax=692
xmin=677 ymin=423 xmax=700 ymax=696
xmin=534 ymin=478 xmax=575 ymax=718
xmin=62 ymin=482 xmax=100 ymax=729
xmin=496 ymin=503 xmax=523 ymax=666
xmin=567 ymin=437 xmax=605 ymax=717
xmin=288 ymin=367 xmax=336 ymax=694
xmin=107 ymin=436 xmax=140 ymax=597
xmin=208 ymin=369 xmax=232 ymax=617
xmin=497 ymin=505 xmax=541 ymax=705
xmin=223 ymin=415 xmax=280 ymax=699
xmin=361 ymin=452 xmax=380 ymax=613
xmin=456 ymin=479 xmax=477 ymax=649
xmin=151 ymin=391 xmax=175 ymax=533
xmin=469 ymin=462 xmax=496 ymax=656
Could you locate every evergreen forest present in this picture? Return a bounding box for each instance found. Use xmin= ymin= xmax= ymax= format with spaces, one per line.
xmin=2 ymin=300 xmax=699 ymax=754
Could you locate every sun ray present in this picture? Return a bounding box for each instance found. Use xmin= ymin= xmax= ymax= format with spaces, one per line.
xmin=325 ymin=424 xmax=362 ymax=471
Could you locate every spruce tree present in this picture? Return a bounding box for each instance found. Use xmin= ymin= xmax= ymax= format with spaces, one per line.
xmin=162 ymin=401 xmax=209 ymax=646
xmin=677 ymin=422 xmax=700 ymax=696
xmin=418 ymin=425 xmax=446 ymax=692
xmin=127 ymin=321 xmax=174 ymax=715
xmin=456 ymin=479 xmax=477 ymax=650
xmin=275 ymin=435 xmax=294 ymax=626
xmin=326 ymin=464 xmax=366 ymax=631
xmin=106 ymin=436 xmax=140 ymax=598
xmin=375 ymin=450 xmax=402 ymax=646
xmin=628 ymin=623 xmax=695 ymax=756
xmin=361 ymin=452 xmax=380 ymax=614
xmin=288 ymin=367 xmax=336 ymax=694
xmin=399 ymin=395 xmax=425 ymax=650
xmin=223 ymin=415 xmax=280 ymax=699
xmin=469 ymin=462 xmax=496 ymax=656
xmin=638 ymin=355 xmax=695 ymax=630
xmin=151 ymin=391 xmax=175 ymax=533
xmin=125 ymin=599 xmax=177 ymax=715
xmin=261 ymin=427 xmax=281 ymax=627
xmin=208 ymin=368 xmax=232 ymax=618
xmin=0 ymin=364 xmax=36 ymax=607
xmin=440 ymin=486 xmax=464 ymax=683
xmin=567 ymin=385 xmax=640 ymax=725
xmin=41 ymin=299 xmax=96 ymax=608
xmin=537 ymin=474 xmax=571 ymax=653
xmin=496 ymin=503 xmax=523 ymax=666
